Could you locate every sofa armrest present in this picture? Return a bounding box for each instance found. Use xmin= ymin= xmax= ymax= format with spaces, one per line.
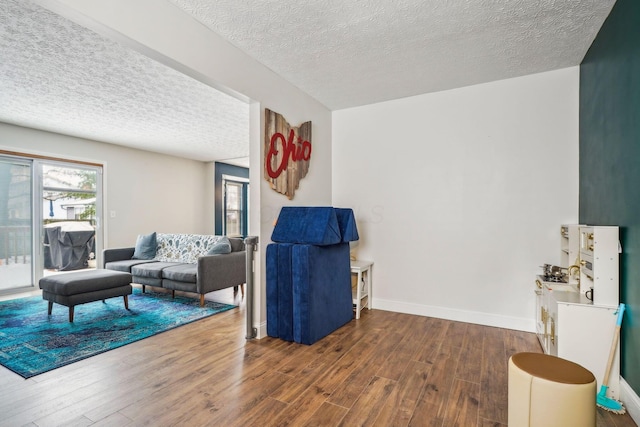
xmin=197 ymin=251 xmax=246 ymax=294
xmin=102 ymin=247 xmax=135 ymax=268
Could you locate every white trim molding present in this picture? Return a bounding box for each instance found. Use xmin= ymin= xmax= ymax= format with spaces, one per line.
xmin=374 ymin=298 xmax=536 ymax=332
xmin=256 ymin=321 xmax=268 ymax=340
xmin=621 ymin=377 xmax=640 ymax=424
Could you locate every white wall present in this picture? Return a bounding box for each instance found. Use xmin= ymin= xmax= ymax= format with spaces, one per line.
xmin=332 ymin=68 xmax=580 ymax=331
xmin=1 ymin=122 xmax=208 ymax=248
xmin=34 ymin=0 xmax=334 ymax=337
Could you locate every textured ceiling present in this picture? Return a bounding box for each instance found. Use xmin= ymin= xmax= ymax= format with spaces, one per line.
xmin=0 ymin=0 xmax=616 ymax=164
xmin=0 ymin=0 xmax=250 ymax=164
xmin=169 ymin=0 xmax=616 ymax=109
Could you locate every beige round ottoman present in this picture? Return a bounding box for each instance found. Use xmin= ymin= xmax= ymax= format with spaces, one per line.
xmin=508 ymin=352 xmax=596 ymax=427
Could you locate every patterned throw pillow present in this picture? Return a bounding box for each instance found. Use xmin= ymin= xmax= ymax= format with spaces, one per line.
xmin=154 ymin=234 xmax=222 ymax=263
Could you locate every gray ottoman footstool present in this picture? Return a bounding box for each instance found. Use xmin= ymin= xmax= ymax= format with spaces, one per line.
xmin=39 ymin=269 xmax=133 ymax=322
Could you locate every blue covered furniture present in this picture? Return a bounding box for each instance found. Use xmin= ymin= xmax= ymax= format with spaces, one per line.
xmin=267 ymin=207 xmax=359 ymax=345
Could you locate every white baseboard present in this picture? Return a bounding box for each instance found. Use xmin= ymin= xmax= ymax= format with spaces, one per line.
xmin=373 ymin=298 xmax=536 ymax=332
xmin=255 ymin=299 xmax=535 ymax=339
xmin=255 ymin=320 xmax=268 ymax=339
xmin=621 ymin=377 xmax=640 ymax=423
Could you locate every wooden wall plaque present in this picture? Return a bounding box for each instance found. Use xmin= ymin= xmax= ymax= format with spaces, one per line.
xmin=264 ymin=109 xmax=312 ymax=199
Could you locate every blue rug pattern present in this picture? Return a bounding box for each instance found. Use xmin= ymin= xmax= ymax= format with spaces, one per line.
xmin=0 ymin=289 xmax=236 ymax=378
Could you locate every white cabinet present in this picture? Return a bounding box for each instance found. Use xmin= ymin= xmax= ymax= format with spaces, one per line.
xmin=560 ymin=224 xmax=582 ymax=267
xmin=534 ymin=224 xmax=621 ymax=399
xmin=560 ymin=224 xmax=583 ymax=287
xmin=534 ymin=287 xmax=546 ymax=349
xmin=579 ymin=226 xmax=620 ymax=307
xmin=535 ymin=279 xmax=576 ymax=353
xmin=545 ymin=289 xmax=620 ymax=399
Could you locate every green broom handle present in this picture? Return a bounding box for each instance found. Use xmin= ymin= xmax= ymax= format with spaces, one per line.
xmin=602 ymin=303 xmax=625 ymax=387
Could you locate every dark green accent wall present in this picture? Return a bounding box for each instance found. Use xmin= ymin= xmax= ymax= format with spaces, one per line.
xmin=580 ymin=0 xmax=640 ymax=395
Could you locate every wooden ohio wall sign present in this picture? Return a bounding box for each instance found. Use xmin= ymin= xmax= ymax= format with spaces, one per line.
xmin=264 ymin=108 xmax=312 ymax=199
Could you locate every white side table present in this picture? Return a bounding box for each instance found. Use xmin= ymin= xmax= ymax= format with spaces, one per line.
xmin=351 ymin=260 xmax=373 ymax=319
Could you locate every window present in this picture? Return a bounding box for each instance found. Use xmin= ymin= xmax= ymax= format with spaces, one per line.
xmin=214 ymin=162 xmax=249 ymax=237
xmin=223 ymin=177 xmax=249 ymax=237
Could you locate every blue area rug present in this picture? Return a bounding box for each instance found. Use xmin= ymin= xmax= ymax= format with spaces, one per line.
xmin=0 ymin=288 xmax=236 ymax=378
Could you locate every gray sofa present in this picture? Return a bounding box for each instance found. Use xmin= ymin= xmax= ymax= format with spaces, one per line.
xmin=103 ymin=233 xmax=246 ymax=306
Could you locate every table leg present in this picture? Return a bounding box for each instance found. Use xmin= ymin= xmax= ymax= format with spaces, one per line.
xmin=367 ymin=265 xmax=373 ymax=310
xmin=356 ymin=270 xmax=363 ymax=319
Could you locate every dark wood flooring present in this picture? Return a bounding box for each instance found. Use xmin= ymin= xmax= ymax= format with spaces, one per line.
xmin=0 ymin=287 xmax=636 ymax=426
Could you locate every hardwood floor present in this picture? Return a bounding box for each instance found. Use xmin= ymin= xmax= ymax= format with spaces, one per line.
xmin=0 ymin=288 xmax=636 ymax=427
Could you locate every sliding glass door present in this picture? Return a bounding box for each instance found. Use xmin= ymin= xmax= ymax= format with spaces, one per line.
xmin=41 ymin=161 xmax=101 ymax=274
xmin=0 ymin=156 xmax=33 ymax=293
xmin=0 ymin=154 xmax=103 ymax=295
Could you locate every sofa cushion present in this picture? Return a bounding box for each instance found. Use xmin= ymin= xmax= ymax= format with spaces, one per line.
xmin=106 ymin=259 xmax=157 ymax=273
xmin=39 ymin=269 xmax=132 ymax=296
xmin=271 ymin=207 xmax=341 ymax=246
xmin=266 ymin=243 xmax=295 ymax=341
xmin=162 ymin=263 xmax=197 ymax=283
xmin=292 ymin=243 xmax=353 ymax=345
xmin=132 ymin=232 xmax=157 ymax=260
xmin=207 ymin=237 xmax=231 ymax=255
xmin=334 ymin=208 xmax=359 ymax=243
xmin=154 ymin=234 xmax=226 ymax=263
xmin=132 ymin=262 xmax=184 ymax=279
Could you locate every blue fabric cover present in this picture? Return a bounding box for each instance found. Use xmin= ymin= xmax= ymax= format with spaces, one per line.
xmin=132 ymin=232 xmax=157 ymax=260
xmin=292 ymin=243 xmax=353 ymax=345
xmin=266 ymin=244 xmax=279 ymax=338
xmin=334 ymin=208 xmax=359 ymax=243
xmin=266 ymin=243 xmax=295 ymax=341
xmin=266 ymin=206 xmax=358 ymax=345
xmin=207 ymin=237 xmax=231 ymax=255
xmin=271 ymin=207 xmax=342 ymax=246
